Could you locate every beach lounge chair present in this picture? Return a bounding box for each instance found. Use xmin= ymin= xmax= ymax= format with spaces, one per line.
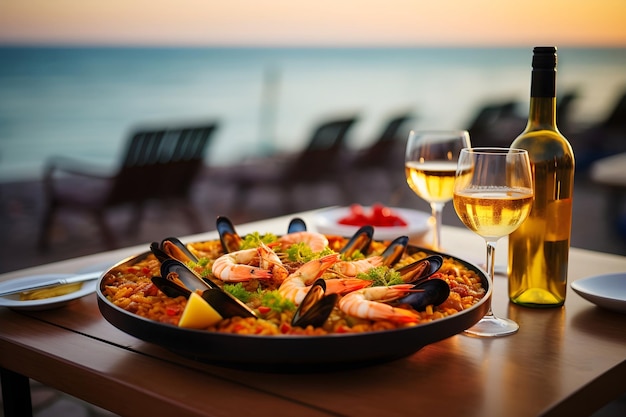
xmin=556 ymin=90 xmax=579 ymax=135
xmin=590 ymin=152 xmax=626 ymax=238
xmin=350 ymin=112 xmax=414 ymax=171
xmin=466 ymin=100 xmax=526 ymax=147
xmin=343 ymin=112 xmax=414 ymax=202
xmin=570 ymin=88 xmax=626 ymax=171
xmin=38 ymin=123 xmax=218 ymax=250
xmin=226 ymin=115 xmax=358 ymax=212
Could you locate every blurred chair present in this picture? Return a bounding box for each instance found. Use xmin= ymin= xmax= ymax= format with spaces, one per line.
xmin=570 ymin=88 xmax=626 ymax=172
xmin=468 ymin=92 xmax=581 ymax=146
xmin=38 ymin=123 xmax=218 ymax=250
xmin=589 ymin=152 xmax=626 ymax=239
xmin=466 ymin=100 xmax=526 ymax=147
xmin=350 ymin=111 xmax=414 ymax=171
xmin=600 ymin=89 xmax=626 ymax=130
xmin=556 ymin=90 xmax=579 ymax=135
xmin=345 ymin=112 xmax=414 ymax=203
xmin=227 ymin=115 xmax=359 ymax=212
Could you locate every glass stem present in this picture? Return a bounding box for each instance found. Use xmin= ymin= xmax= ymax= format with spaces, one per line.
xmin=430 ymin=202 xmax=445 ymax=251
xmin=484 ymin=239 xmax=498 ymax=318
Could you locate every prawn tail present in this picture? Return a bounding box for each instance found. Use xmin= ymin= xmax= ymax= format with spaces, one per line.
xmin=324 ymin=278 xmax=372 ymax=295
xmin=219 ymin=265 xmax=273 ymax=282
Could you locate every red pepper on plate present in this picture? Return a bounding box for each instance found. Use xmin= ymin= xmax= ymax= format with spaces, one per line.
xmin=338 ymin=204 xmax=408 ymax=227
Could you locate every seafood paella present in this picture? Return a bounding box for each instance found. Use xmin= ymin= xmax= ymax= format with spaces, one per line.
xmin=100 ymin=218 xmax=486 ymax=337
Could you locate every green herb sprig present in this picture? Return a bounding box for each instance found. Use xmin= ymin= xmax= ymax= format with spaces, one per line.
xmin=357 ymin=266 xmax=404 ymax=287
xmin=223 ymin=283 xmax=253 ymax=303
xmin=240 ymin=232 xmax=278 ymax=249
xmin=260 ymin=290 xmax=296 ymax=313
xmin=285 ymin=242 xmax=334 ymax=263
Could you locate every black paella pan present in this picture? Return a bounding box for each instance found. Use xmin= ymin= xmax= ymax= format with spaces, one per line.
xmin=96 ymin=243 xmax=490 ymax=372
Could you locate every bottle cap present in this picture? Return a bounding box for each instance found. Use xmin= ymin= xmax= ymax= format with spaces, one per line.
xmin=532 ymin=46 xmax=557 ymax=70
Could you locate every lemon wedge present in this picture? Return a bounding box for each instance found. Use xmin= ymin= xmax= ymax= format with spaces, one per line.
xmin=178 ymin=292 xmax=223 ymax=329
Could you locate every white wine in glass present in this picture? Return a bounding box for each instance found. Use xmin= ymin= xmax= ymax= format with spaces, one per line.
xmin=453 ymin=147 xmax=533 ymax=337
xmin=405 ymin=130 xmax=471 ymax=251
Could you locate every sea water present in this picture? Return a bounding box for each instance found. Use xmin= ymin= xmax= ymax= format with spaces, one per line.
xmin=0 ymin=46 xmax=624 ymax=181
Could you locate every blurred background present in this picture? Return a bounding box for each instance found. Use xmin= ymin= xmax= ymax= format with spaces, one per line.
xmin=1 ymin=0 xmax=625 ymax=275
xmin=1 ymin=2 xmax=626 ymax=416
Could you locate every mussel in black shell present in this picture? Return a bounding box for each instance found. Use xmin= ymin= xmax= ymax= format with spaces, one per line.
xmin=151 ymin=259 xmax=256 ymax=319
xmin=216 ymin=216 xmax=244 ymax=253
xmin=396 ymin=255 xmax=443 ymax=284
xmin=340 ymin=225 xmax=374 ymax=258
xmin=159 ymin=259 xmax=219 ymax=291
xmin=291 ymin=279 xmax=338 ymax=328
xmin=287 ymin=217 xmax=307 ymax=233
xmin=395 ymin=278 xmax=450 ymax=312
xmin=379 ymin=235 xmax=409 ymax=267
xmin=201 ymin=288 xmax=257 ymax=319
xmin=150 ymin=237 xmax=199 ymax=263
xmin=217 ymin=216 xmax=308 ymax=253
xmin=151 ymin=276 xmax=192 ymax=298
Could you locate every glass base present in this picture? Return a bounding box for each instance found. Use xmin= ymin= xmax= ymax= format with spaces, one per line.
xmin=463 ymin=315 xmax=519 ymax=337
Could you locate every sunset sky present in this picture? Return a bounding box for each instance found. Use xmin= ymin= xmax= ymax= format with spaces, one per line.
xmin=1 ymin=0 xmax=626 ymax=47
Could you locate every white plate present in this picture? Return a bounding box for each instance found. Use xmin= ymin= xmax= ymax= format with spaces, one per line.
xmin=314 ymin=206 xmax=430 ymax=241
xmin=571 ymin=273 xmax=626 ymax=314
xmin=0 ymin=265 xmax=105 ymax=311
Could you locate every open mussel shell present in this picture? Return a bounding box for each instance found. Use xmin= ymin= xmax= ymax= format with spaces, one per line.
xmin=150 ymin=242 xmax=170 ymax=263
xmin=201 ymin=289 xmax=257 ymax=319
xmin=397 ymin=255 xmax=443 ymax=284
xmin=160 ymin=259 xmax=219 ymax=291
xmin=340 ymin=225 xmax=374 ymax=258
xmin=153 ymin=259 xmax=256 ymax=319
xmin=151 ymin=277 xmax=256 ymax=319
xmin=151 ymin=276 xmax=192 ymax=298
xmin=380 ymin=235 xmax=409 ymax=267
xmin=150 ymin=237 xmax=198 ymax=263
xmin=291 ymin=279 xmax=338 ymax=328
xmin=218 ymin=215 xmax=308 ymax=253
xmin=287 ymin=217 xmax=307 ymax=233
xmin=396 ymin=279 xmax=450 ymax=312
xmin=216 ymin=216 xmax=243 ymax=253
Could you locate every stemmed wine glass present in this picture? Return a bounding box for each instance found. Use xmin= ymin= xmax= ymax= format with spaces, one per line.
xmin=405 ymin=130 xmax=471 ymax=251
xmin=453 ymin=147 xmax=533 ymax=337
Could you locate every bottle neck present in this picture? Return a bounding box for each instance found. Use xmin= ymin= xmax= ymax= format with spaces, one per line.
xmin=526 ymin=68 xmax=558 ymax=130
xmin=527 ymin=96 xmax=557 ymax=129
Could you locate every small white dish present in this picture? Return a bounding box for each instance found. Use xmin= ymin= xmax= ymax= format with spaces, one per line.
xmin=571 ymin=273 xmax=626 ymax=314
xmin=0 ymin=271 xmax=100 ymax=311
xmin=314 ymin=206 xmax=430 ymax=242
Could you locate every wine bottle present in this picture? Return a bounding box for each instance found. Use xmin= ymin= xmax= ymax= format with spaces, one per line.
xmin=508 ymin=46 xmax=575 ymax=307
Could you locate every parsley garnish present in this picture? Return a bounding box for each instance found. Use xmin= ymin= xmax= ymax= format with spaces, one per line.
xmin=357 ymin=266 xmax=404 ymax=286
xmin=260 ymin=290 xmax=296 ymax=313
xmin=223 ymin=283 xmax=253 ymax=303
xmin=285 ymin=243 xmax=334 ymax=262
xmin=240 ymin=232 xmax=278 ymax=249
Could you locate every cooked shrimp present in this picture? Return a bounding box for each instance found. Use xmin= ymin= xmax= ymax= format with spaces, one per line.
xmin=277 ymin=231 xmax=329 ymax=252
xmin=324 ymin=278 xmax=372 ymax=295
xmin=338 ymin=284 xmax=420 ymax=324
xmin=211 ymin=248 xmax=272 ymax=282
xmin=278 ymin=254 xmax=340 ymax=304
xmin=333 ymin=256 xmax=384 ymax=277
xmin=257 ymin=242 xmax=289 ymax=282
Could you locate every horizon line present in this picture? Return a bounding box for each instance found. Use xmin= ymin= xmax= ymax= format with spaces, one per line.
xmin=1 ymin=41 xmax=625 ymax=50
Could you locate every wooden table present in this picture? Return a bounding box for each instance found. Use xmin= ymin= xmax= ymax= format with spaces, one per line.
xmin=1 ymin=209 xmax=625 ymax=417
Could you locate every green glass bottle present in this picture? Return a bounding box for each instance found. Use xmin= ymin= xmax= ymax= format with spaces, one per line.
xmin=508 ymin=46 xmax=575 ymax=307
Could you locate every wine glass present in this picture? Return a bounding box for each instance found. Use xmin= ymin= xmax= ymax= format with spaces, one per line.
xmin=453 ymin=147 xmax=533 ymax=337
xmin=405 ymin=130 xmax=471 ymax=251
